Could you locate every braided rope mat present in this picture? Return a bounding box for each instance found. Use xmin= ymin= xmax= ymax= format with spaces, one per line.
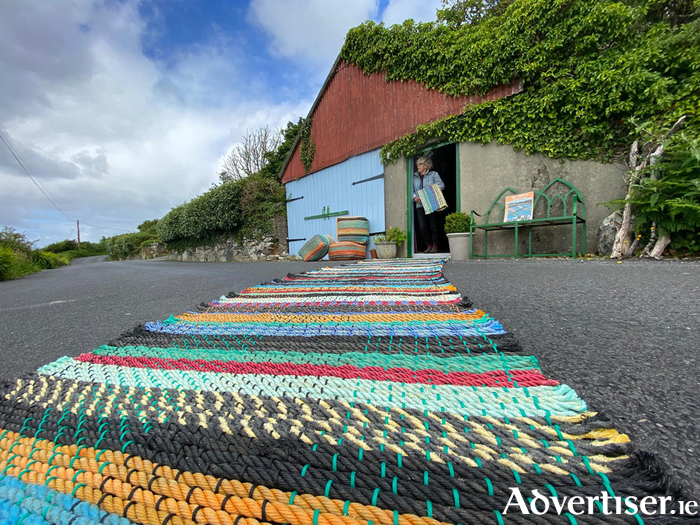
xmin=0 ymin=259 xmax=688 ymax=524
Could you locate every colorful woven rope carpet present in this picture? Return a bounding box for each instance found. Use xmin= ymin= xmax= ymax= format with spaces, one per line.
xmin=0 ymin=260 xmax=689 ymax=524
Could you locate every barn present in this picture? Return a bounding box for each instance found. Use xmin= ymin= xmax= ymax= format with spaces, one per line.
xmin=280 ymin=57 xmax=624 ymax=258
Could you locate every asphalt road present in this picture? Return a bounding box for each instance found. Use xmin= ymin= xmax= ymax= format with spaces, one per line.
xmin=446 ymin=258 xmax=700 ymax=501
xmin=0 ymin=256 xmax=698 ymax=499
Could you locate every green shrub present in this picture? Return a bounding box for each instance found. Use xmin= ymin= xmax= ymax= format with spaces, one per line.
xmin=0 ymin=246 xmax=15 ymax=281
xmin=43 ymin=239 xmax=78 ymax=253
xmin=158 ymin=180 xmax=245 ymax=249
xmin=626 ymin=134 xmax=700 ymax=253
xmin=7 ymin=252 xmax=39 ymax=279
xmin=0 ymin=227 xmax=36 ymax=254
xmin=239 ymin=175 xmax=286 ymax=237
xmin=56 ymin=254 xmax=71 ymax=266
xmin=444 ymin=212 xmax=473 ymax=233
xmin=104 ymin=232 xmax=153 ymax=259
xmin=43 ymin=240 xmax=106 ymax=259
xmin=31 ymin=250 xmax=66 ymax=269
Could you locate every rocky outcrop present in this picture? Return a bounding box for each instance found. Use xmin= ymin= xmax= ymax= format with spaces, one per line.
xmin=139 ymin=243 xmax=167 ymax=260
xmin=595 ymin=210 xmax=626 ymax=255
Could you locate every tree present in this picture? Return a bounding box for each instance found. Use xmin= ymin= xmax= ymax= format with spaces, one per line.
xmin=436 ymin=0 xmax=513 ymax=28
xmin=611 ymin=116 xmax=686 ymax=259
xmin=219 ymin=126 xmax=283 ymax=183
xmin=257 ymin=120 xmax=303 ymax=181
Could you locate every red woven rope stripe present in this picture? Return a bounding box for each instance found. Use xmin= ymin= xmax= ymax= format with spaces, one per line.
xmin=75 ymin=354 xmax=558 ymax=387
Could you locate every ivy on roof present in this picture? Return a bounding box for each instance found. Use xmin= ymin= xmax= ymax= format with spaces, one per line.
xmin=339 ymin=0 xmax=699 ymax=163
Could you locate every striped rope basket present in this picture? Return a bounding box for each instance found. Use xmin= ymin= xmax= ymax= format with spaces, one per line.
xmin=299 ymin=234 xmax=334 ymax=262
xmin=327 ymin=241 xmax=367 ymax=261
xmin=418 ymin=184 xmax=448 ymax=215
xmin=336 ymin=216 xmax=370 ymax=245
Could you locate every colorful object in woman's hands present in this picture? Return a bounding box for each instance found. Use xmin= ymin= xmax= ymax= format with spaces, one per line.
xmin=418 ymin=183 xmax=448 ymax=215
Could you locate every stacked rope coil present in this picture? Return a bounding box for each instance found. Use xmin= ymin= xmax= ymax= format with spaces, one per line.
xmin=0 ymin=259 xmax=690 ymax=524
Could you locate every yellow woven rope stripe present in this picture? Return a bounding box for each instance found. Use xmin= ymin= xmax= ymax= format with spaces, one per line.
xmin=5 ymin=379 xmax=629 ymax=474
xmin=0 ymin=430 xmax=449 ymax=525
xmin=176 ymin=311 xmax=486 ymax=324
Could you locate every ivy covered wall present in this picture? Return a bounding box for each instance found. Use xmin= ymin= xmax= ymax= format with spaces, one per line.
xmin=340 ymin=0 xmax=699 ymax=164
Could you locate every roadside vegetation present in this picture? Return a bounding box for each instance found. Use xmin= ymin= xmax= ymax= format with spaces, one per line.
xmin=0 ymin=227 xmax=104 ymax=281
xmin=157 ymin=120 xmax=300 ymax=251
xmin=102 ymin=219 xmax=160 ymax=260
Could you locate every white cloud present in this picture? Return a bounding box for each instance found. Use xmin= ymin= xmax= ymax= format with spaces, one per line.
xmin=0 ymin=0 xmax=312 ymax=245
xmin=382 ymin=0 xmax=442 ymax=26
xmin=248 ymin=0 xmax=380 ymax=66
xmin=248 ymin=0 xmax=441 ymax=80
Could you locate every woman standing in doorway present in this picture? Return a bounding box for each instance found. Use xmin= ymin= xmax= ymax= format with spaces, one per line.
xmin=413 ymin=156 xmax=445 ymax=253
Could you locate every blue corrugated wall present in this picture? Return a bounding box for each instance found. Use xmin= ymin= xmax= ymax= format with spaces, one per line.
xmin=285 ymin=149 xmax=385 ymax=257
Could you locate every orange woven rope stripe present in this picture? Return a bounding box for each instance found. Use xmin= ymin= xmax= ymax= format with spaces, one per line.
xmin=0 ymin=429 xmax=449 ymax=525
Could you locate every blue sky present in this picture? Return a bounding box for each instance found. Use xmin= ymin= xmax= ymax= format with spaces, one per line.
xmin=0 ymin=0 xmax=440 ymax=245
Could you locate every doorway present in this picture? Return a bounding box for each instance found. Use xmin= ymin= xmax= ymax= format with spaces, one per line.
xmin=410 ymin=143 xmax=458 ymax=255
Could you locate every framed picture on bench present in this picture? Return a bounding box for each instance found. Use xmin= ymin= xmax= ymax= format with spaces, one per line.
xmin=504 ymin=192 xmax=534 ymax=222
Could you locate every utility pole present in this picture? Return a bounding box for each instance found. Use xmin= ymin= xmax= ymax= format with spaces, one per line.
xmin=77 ymin=220 xmax=81 ymax=252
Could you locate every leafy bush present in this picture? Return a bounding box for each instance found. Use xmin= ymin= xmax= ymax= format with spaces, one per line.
xmin=0 ymin=227 xmax=36 ymax=254
xmin=31 ymin=250 xmax=68 ymax=269
xmin=104 ymin=232 xmax=154 ymax=259
xmin=2 ymin=251 xmax=40 ymax=280
xmin=158 ymin=180 xmax=245 ymax=249
xmin=239 ymin=174 xmax=286 ymax=237
xmin=0 ymin=245 xmax=15 ymax=281
xmin=43 ymin=239 xmax=78 ymax=253
xmin=444 ymin=212 xmax=473 ymax=233
xmin=627 ymin=135 xmax=700 ymax=252
xmin=375 ymin=227 xmax=407 ymax=246
xmin=43 ymin=240 xmax=106 ymax=259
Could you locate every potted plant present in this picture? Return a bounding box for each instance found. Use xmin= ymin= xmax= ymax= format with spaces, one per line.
xmin=444 ymin=212 xmax=473 ymax=261
xmin=373 ymin=227 xmax=407 ymax=259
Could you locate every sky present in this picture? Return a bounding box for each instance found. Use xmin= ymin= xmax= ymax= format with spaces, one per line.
xmin=0 ymin=0 xmax=442 ymax=246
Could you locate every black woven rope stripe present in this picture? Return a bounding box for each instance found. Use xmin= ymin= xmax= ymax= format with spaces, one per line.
xmin=2 ymin=373 xmax=621 ymax=442
xmin=0 ymin=416 xmax=661 ymax=525
xmin=1 ymin=379 xmax=633 ymax=465
xmin=0 ymin=392 xmax=633 ymax=487
xmin=1 ymin=391 xmax=686 ymax=506
xmin=2 ymin=373 xmax=605 ymax=436
xmin=0 ymin=418 xmax=682 ymax=523
xmin=107 ymin=332 xmax=522 ymax=354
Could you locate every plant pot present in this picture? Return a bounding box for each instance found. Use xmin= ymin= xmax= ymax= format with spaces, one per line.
xmin=446 ymin=232 xmax=471 ymax=261
xmin=375 ymin=241 xmax=397 ymax=259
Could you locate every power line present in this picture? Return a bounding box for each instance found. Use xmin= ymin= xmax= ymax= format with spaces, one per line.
xmin=0 ymin=130 xmax=75 ymax=220
xmin=0 ymin=131 xmax=133 ymax=234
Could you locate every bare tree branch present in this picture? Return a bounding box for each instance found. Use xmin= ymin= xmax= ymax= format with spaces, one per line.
xmin=220 ymin=126 xmax=283 ymax=183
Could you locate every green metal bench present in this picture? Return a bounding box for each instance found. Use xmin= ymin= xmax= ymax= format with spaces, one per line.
xmin=469 ymin=178 xmax=586 ymax=259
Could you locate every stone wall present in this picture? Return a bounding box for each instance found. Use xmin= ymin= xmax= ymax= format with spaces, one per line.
xmin=167 ymin=219 xmax=291 ymax=262
xmin=139 ymin=243 xmax=167 ymax=260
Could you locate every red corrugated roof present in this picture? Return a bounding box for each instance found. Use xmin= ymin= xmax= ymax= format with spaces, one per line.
xmin=281 ymin=60 xmax=521 ymax=184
